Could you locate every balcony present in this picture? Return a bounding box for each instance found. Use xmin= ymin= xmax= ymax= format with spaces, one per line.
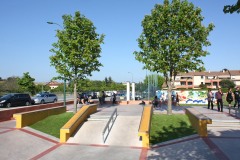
xmin=175 ymin=85 xmax=194 ymax=89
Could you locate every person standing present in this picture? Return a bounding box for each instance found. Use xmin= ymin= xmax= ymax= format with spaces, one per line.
xmin=215 ymin=88 xmax=224 ymax=112
xmin=152 ymin=96 xmax=159 ymax=109
xmin=99 ymin=91 xmax=103 ymax=105
xmin=112 ymin=92 xmax=116 ymax=105
xmin=77 ymin=93 xmax=81 ymax=104
xmin=161 ymin=93 xmax=166 ymax=104
xmin=233 ymin=87 xmax=240 ymax=108
xmin=226 ymin=88 xmax=234 ymax=108
xmin=102 ymin=91 xmax=106 ymax=104
xmin=176 ymin=92 xmax=180 ymax=106
xmin=207 ymin=89 xmax=214 ymax=110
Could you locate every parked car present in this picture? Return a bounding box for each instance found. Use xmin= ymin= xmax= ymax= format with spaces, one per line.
xmin=0 ymin=93 xmax=32 ymax=108
xmin=32 ymin=92 xmax=58 ymax=104
xmin=135 ymin=95 xmax=142 ymax=100
xmin=116 ymin=93 xmax=126 ymax=100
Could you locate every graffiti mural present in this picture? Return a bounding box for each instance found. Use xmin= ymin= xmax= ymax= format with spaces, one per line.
xmin=156 ymin=90 xmax=218 ymax=104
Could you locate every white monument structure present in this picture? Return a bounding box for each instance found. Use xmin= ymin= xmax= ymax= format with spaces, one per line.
xmin=126 ymin=81 xmax=135 ymax=101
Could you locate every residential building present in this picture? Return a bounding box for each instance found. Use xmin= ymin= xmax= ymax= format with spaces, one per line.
xmin=173 ymin=70 xmax=240 ymax=89
xmin=46 ymin=81 xmax=61 ymax=89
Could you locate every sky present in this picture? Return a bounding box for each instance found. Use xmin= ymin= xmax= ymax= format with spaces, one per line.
xmin=0 ymin=0 xmax=239 ymax=83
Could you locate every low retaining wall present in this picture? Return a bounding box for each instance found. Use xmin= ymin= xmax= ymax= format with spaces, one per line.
xmin=0 ymin=100 xmax=73 ymax=122
xmin=60 ymin=104 xmax=98 ymax=143
xmin=138 ymin=105 xmax=153 ymax=148
xmin=13 ymin=106 xmax=66 ymax=128
xmin=185 ymin=108 xmax=212 ymax=137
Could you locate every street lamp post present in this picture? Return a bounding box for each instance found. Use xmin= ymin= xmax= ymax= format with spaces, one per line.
xmin=47 ymin=22 xmax=63 ymax=29
xmin=47 ymin=21 xmax=66 ymax=107
xmin=223 ymin=68 xmax=231 ymax=79
xmin=63 ymin=79 xmax=66 ymax=107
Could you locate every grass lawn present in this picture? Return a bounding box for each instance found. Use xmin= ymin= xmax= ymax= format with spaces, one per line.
xmin=29 ymin=112 xmax=74 ymax=138
xmin=150 ymin=114 xmax=197 ymax=144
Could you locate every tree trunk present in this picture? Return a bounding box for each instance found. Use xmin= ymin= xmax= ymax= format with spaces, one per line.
xmin=74 ymin=82 xmax=77 ymax=113
xmin=167 ymin=81 xmax=172 ymax=115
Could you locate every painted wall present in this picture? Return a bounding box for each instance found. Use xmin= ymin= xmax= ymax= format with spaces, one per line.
xmin=156 ymin=90 xmax=218 ymax=104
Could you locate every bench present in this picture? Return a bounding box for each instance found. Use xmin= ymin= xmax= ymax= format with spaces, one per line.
xmin=13 ymin=106 xmax=66 ymax=128
xmin=60 ymin=104 xmax=98 ymax=143
xmin=0 ymin=100 xmax=73 ymax=122
xmin=138 ymin=105 xmax=153 ymax=148
xmin=185 ymin=108 xmax=212 ymax=137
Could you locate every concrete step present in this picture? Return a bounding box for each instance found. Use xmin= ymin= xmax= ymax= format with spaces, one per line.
xmin=88 ymin=115 xmax=111 ymax=121
xmin=90 ymin=115 xmax=111 ymax=118
xmin=208 ymin=120 xmax=240 ymax=128
xmin=208 ymin=125 xmax=240 ymax=128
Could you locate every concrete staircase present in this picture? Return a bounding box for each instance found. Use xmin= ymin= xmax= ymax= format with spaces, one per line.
xmin=208 ymin=119 xmax=240 ymax=128
xmin=88 ymin=114 xmax=111 ymax=121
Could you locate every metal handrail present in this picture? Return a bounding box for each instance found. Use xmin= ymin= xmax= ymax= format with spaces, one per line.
xmin=102 ymin=108 xmax=117 ymax=143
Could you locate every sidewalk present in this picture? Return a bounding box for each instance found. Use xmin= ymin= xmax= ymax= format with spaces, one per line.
xmin=149 ymin=105 xmax=240 ymax=160
xmin=0 ymin=104 xmax=240 ymax=159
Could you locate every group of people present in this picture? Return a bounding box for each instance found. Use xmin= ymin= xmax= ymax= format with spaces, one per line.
xmin=99 ymin=91 xmax=117 ymax=105
xmin=207 ymin=87 xmax=240 ymax=112
xmin=77 ymin=93 xmax=90 ymax=104
xmin=77 ymin=91 xmax=117 ymax=105
xmin=152 ymin=92 xmax=180 ymax=109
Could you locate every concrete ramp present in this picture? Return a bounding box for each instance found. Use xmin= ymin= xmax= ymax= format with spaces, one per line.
xmin=67 ymin=104 xmax=143 ymax=147
xmin=67 ymin=108 xmax=114 ymax=144
xmin=104 ymin=116 xmax=142 ymax=147
xmin=67 ymin=120 xmax=107 ymax=144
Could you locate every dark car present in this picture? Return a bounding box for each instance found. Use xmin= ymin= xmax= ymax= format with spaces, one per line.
xmin=0 ymin=93 xmax=32 ymax=108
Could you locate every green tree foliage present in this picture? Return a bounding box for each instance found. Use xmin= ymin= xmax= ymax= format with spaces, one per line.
xmin=17 ymin=72 xmax=36 ymax=95
xmin=224 ymin=0 xmax=240 ymax=13
xmin=199 ymin=83 xmax=207 ymax=89
xmin=157 ymin=75 xmax=165 ymax=90
xmin=134 ymin=0 xmax=214 ymax=114
xmin=219 ymin=79 xmax=236 ymax=89
xmin=35 ymin=84 xmax=51 ymax=93
xmin=77 ymin=79 xmax=92 ymax=92
xmin=140 ymin=74 xmax=165 ymax=98
xmin=104 ymin=76 xmax=113 ymax=86
xmin=50 ymin=11 xmax=104 ymax=112
xmin=70 ymin=78 xmax=125 ymax=93
xmin=84 ymin=80 xmax=103 ymax=92
xmin=50 ymin=83 xmax=67 ymax=93
xmin=144 ymin=74 xmax=164 ymax=89
xmin=0 ymin=77 xmax=20 ymax=94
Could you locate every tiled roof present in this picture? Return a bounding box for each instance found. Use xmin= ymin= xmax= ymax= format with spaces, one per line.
xmin=177 ymin=70 xmax=240 ymax=77
xmin=46 ymin=81 xmax=61 ymax=86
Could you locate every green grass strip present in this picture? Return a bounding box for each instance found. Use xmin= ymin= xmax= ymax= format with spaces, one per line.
xmin=29 ymin=112 xmax=74 ymax=138
xmin=150 ymin=114 xmax=197 ymax=144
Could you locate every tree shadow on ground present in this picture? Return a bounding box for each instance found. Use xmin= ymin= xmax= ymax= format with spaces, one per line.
xmin=154 ymin=104 xmax=192 ymax=112
xmin=150 ymin=121 xmax=196 ymax=144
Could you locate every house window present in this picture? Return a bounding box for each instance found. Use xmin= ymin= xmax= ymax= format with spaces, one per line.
xmin=181 ymin=82 xmax=186 ymax=85
xmin=201 ymin=75 xmax=204 ymax=79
